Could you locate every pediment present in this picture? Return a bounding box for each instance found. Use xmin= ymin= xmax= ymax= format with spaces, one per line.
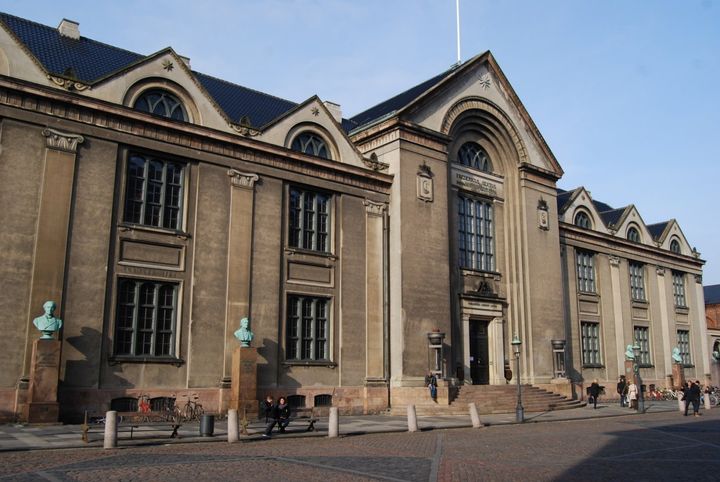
xmin=561 ymin=188 xmax=610 ymax=235
xmin=400 ymin=53 xmax=562 ymax=178
xmin=259 ymin=97 xmax=368 ymax=169
xmin=614 ymin=205 xmax=654 ymax=246
xmin=658 ymin=220 xmax=694 ymax=255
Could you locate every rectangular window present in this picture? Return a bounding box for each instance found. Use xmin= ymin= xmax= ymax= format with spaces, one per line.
xmin=289 ymin=187 xmax=331 ymax=252
xmin=677 ymin=329 xmax=691 ymax=365
xmin=114 ymin=278 xmax=178 ymax=357
xmin=458 ymin=196 xmax=494 ymax=271
xmin=286 ymin=295 xmax=329 ymax=361
xmin=576 ymin=251 xmax=596 ymax=293
xmin=124 ymin=153 xmax=185 ymax=230
xmin=629 ymin=262 xmax=646 ymax=301
xmin=633 ymin=326 xmax=651 ymax=366
xmin=580 ymin=321 xmax=601 ymax=366
xmin=672 ymin=271 xmax=686 ymax=308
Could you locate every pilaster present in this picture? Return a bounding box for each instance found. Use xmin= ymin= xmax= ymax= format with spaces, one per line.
xmin=609 ymin=255 xmax=625 ymax=375
xmin=364 ymin=200 xmax=386 ymax=383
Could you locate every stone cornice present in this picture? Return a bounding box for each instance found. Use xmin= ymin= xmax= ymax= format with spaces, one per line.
xmin=560 ymin=223 xmax=705 ymax=270
xmin=0 ymin=76 xmax=392 ymax=195
xmin=351 ymin=118 xmax=450 ymax=155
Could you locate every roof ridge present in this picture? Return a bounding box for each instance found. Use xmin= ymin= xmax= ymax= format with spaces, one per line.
xmin=193 ymin=70 xmax=296 ymax=106
xmin=0 ymin=11 xmax=146 ymax=60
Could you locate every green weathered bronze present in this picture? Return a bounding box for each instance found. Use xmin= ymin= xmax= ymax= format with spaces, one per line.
xmin=233 ymin=317 xmax=254 ymax=347
xmin=33 ymin=301 xmax=63 ymax=339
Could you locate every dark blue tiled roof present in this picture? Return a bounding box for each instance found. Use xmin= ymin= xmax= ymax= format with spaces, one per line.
xmin=705 ymin=284 xmax=720 ymax=305
xmin=193 ymin=71 xmax=296 ymax=128
xmin=598 ymin=208 xmax=625 ymax=228
xmin=556 ymin=188 xmax=575 ymax=212
xmin=592 ymin=199 xmax=614 ymax=213
xmin=0 ymin=12 xmax=143 ymax=83
xmin=0 ymin=12 xmax=299 ymax=129
xmin=647 ymin=222 xmax=669 ymax=240
xmin=349 ymin=67 xmax=459 ymax=130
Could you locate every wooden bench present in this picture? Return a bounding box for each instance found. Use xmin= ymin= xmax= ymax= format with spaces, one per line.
xmin=82 ymin=410 xmax=182 ymax=442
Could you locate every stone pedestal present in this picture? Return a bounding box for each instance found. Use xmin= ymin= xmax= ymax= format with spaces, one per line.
xmin=624 ymin=360 xmax=636 ymax=385
xmin=230 ymin=347 xmax=258 ymax=417
xmin=22 ymin=339 xmax=61 ymax=423
xmin=672 ymin=363 xmax=685 ymax=390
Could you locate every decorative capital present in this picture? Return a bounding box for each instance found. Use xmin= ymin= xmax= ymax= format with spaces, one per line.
xmin=608 ymin=255 xmax=621 ymax=267
xmin=227 ymin=169 xmax=259 ymax=189
xmin=656 ymin=266 xmax=666 ymax=276
xmin=694 ymin=274 xmax=703 ymax=284
xmin=362 ymin=153 xmax=389 ymax=172
xmin=228 ymin=122 xmax=260 ymax=137
xmin=364 ymin=199 xmax=387 ymax=216
xmin=42 ymin=128 xmax=84 ymax=153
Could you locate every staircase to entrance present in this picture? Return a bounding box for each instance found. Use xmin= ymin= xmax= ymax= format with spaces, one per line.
xmin=391 ymin=384 xmax=584 ymax=416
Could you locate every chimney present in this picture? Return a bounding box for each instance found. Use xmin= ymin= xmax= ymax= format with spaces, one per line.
xmin=179 ymin=56 xmax=191 ymax=67
xmin=323 ymin=101 xmax=342 ymax=123
xmin=57 ymin=19 xmax=80 ymax=40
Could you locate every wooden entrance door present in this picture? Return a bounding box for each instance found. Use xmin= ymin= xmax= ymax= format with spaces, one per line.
xmin=470 ymin=320 xmax=490 ymax=385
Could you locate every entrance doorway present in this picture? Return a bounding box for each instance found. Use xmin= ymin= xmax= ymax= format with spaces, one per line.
xmin=469 ymin=320 xmax=489 ymax=385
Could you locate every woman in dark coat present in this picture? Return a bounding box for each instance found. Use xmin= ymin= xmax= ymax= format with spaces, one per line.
xmin=588 ymin=379 xmax=602 ymax=409
xmin=277 ymin=397 xmax=291 ymax=433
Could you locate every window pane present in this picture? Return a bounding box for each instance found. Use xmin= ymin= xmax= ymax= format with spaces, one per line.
xmin=286 ymin=296 xmax=329 ymax=361
xmin=124 ymin=154 xmax=184 ymax=230
xmin=288 ymin=187 xmax=331 ymax=253
xmin=458 ymin=196 xmax=494 ymax=271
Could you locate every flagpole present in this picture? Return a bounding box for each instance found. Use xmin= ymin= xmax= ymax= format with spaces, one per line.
xmin=456 ymin=0 xmax=461 ymax=63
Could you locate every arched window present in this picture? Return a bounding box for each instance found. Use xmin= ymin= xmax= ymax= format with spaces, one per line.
xmin=574 ymin=211 xmax=592 ymax=229
xmin=670 ymin=238 xmax=681 ymax=254
xmin=627 ymin=227 xmax=641 ymax=243
xmin=291 ymin=132 xmax=330 ymax=159
xmin=457 ymin=142 xmax=492 ymax=172
xmin=134 ymin=89 xmax=188 ymax=121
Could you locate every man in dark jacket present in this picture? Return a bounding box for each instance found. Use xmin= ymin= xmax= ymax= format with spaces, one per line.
xmin=262 ymin=395 xmax=274 ymax=423
xmin=263 ymin=398 xmax=280 ymax=437
xmin=689 ymin=381 xmax=702 ymax=417
xmin=616 ymin=376 xmax=627 ymax=407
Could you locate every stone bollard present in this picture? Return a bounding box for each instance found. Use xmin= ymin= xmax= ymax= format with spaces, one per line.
xmin=328 ymin=407 xmax=339 ymax=438
xmin=407 ymin=404 xmax=418 ymax=433
xmin=227 ymin=409 xmax=239 ymax=443
xmin=678 ymin=397 xmax=685 ymax=413
xmin=104 ymin=410 xmax=118 ymax=449
xmin=704 ymin=393 xmax=711 ymax=411
xmin=469 ymin=402 xmax=483 ymax=428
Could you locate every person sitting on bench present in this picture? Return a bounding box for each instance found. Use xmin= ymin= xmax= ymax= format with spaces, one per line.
xmin=277 ymin=397 xmax=290 ymax=433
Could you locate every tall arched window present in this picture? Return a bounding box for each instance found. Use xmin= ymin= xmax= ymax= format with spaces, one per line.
xmin=670 ymin=238 xmax=681 ymax=254
xmin=134 ymin=89 xmax=188 ymax=121
xmin=574 ymin=211 xmax=592 ymax=229
xmin=457 ymin=142 xmax=492 ymax=172
xmin=291 ymin=132 xmax=330 ymax=159
xmin=627 ymin=227 xmax=641 ymax=243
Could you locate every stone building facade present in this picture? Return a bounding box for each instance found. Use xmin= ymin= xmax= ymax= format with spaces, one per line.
xmin=705 ymin=285 xmax=720 ymax=383
xmin=0 ymin=12 xmax=708 ymax=421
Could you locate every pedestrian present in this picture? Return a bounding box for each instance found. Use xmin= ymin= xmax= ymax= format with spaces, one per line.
xmin=277 ymin=396 xmax=291 ymax=433
xmin=262 ymin=395 xmax=274 ymax=423
xmin=424 ymin=371 xmax=438 ymax=401
xmin=682 ymin=382 xmax=692 ymax=416
xmin=588 ymin=379 xmax=601 ymax=409
xmin=687 ymin=381 xmax=702 ymax=417
xmin=616 ymin=376 xmax=627 ymax=407
xmin=627 ymin=381 xmax=638 ymax=410
xmin=263 ymin=397 xmax=280 ymax=437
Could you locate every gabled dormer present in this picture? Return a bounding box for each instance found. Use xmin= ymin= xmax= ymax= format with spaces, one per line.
xmin=557 ymin=187 xmax=610 ymax=235
xmin=611 ymin=205 xmax=653 ymax=247
xmin=259 ymin=96 xmax=377 ymax=170
xmin=648 ymin=220 xmax=695 ymax=256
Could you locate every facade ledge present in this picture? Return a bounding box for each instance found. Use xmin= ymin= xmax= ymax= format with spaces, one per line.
xmin=674 ymin=306 xmax=690 ymax=315
xmin=282 ymin=360 xmax=337 ymax=368
xmin=108 ymin=356 xmax=185 ymax=367
xmin=118 ymin=223 xmax=192 ymax=240
xmin=581 ymin=364 xmax=605 ymax=369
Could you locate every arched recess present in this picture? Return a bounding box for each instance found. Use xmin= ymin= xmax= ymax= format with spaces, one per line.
xmin=284 ymin=122 xmax=339 ymax=161
xmin=123 ymin=78 xmax=201 ymax=124
xmin=441 ymin=97 xmax=529 ymax=168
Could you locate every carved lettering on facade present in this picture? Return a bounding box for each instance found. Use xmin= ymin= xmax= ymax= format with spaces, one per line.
xmin=452 ymin=168 xmax=502 ymax=198
xmin=227 ymin=169 xmax=259 ymax=189
xmin=42 ymin=128 xmax=84 ymax=153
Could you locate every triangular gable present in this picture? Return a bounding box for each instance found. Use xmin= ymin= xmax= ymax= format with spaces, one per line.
xmin=654 ymin=219 xmax=694 ymax=255
xmin=0 ymin=14 xmax=64 ymax=85
xmin=259 ymin=96 xmax=370 ymax=169
xmin=560 ymin=187 xmax=610 ymax=235
xmin=613 ymin=205 xmax=654 ymax=245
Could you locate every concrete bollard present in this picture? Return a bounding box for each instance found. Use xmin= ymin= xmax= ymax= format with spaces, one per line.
xmin=227 ymin=409 xmax=239 ymax=443
xmin=704 ymin=393 xmax=711 ymax=411
xmin=469 ymin=402 xmax=483 ymax=428
xmin=328 ymin=407 xmax=339 ymax=438
xmin=407 ymin=404 xmax=418 ymax=433
xmin=104 ymin=410 xmax=118 ymax=449
xmin=678 ymin=397 xmax=685 ymax=413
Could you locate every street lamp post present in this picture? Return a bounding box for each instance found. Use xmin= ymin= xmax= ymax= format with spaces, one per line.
xmin=632 ymin=341 xmax=644 ymax=413
xmin=512 ymin=335 xmax=524 ymax=423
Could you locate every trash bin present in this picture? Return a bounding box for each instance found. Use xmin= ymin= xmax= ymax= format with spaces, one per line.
xmin=200 ymin=414 xmax=215 ymax=437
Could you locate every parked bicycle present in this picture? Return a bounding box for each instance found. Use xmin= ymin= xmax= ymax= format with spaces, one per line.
xmin=175 ymin=393 xmax=204 ymax=422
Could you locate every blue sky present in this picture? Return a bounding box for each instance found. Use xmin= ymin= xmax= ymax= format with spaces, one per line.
xmin=3 ymin=0 xmax=719 ymax=284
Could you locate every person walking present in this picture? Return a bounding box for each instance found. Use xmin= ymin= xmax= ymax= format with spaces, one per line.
xmin=627 ymin=381 xmax=639 ymax=410
xmin=616 ymin=376 xmax=627 ymax=407
xmin=424 ymin=371 xmax=438 ymax=401
xmin=277 ymin=396 xmax=291 ymax=433
xmin=588 ymin=379 xmax=602 ymax=409
xmin=686 ymin=381 xmax=702 ymax=417
xmin=262 ymin=395 xmax=274 ymax=423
